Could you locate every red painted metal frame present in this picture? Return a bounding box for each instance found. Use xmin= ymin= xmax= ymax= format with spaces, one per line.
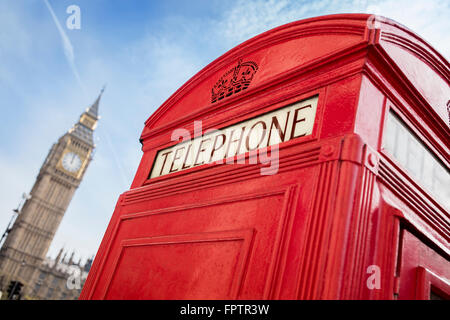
xmin=80 ymin=14 xmax=449 ymax=300
xmin=416 ymin=267 xmax=450 ymax=300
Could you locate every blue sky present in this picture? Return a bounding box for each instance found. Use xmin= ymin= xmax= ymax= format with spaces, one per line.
xmin=0 ymin=0 xmax=449 ymax=264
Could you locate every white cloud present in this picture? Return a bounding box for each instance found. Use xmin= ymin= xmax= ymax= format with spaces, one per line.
xmin=216 ymin=0 xmax=450 ymax=59
xmin=362 ymin=0 xmax=450 ymax=59
xmin=216 ymin=0 xmax=353 ymax=48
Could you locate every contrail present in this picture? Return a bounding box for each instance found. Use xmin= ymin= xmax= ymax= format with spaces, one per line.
xmin=43 ymin=0 xmax=86 ymax=95
xmin=101 ymin=129 xmax=130 ymax=190
xmin=44 ymin=1 xmax=130 ymax=190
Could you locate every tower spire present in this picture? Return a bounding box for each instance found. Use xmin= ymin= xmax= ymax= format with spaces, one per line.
xmin=68 ymin=87 xmax=104 ymax=146
xmin=86 ymin=85 xmax=105 ymax=119
xmin=68 ymin=251 xmax=75 ymax=265
xmin=53 ymin=247 xmax=64 ymax=269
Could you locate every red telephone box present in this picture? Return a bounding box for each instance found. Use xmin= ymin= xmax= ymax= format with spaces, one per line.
xmin=80 ymin=14 xmax=449 ymax=300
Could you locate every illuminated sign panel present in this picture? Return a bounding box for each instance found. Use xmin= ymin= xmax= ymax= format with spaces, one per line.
xmin=150 ymin=95 xmax=318 ymax=178
xmin=383 ymin=111 xmax=450 ymax=209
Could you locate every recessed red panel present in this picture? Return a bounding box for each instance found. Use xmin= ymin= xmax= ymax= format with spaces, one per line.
xmin=104 ymin=230 xmax=254 ymax=299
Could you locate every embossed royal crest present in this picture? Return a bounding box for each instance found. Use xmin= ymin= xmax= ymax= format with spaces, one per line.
xmin=211 ymin=59 xmax=258 ymax=103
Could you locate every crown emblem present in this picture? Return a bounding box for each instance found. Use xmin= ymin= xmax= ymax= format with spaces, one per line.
xmin=211 ymin=59 xmax=258 ymax=103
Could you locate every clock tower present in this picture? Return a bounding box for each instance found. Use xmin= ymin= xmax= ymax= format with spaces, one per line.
xmin=0 ymin=90 xmax=103 ymax=297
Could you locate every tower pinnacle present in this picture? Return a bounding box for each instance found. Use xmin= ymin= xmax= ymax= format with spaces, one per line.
xmin=68 ymin=88 xmax=104 ymax=146
xmin=86 ymin=86 xmax=105 ymax=119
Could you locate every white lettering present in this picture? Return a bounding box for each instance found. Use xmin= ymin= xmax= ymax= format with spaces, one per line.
xmin=150 ymin=96 xmax=318 ymax=178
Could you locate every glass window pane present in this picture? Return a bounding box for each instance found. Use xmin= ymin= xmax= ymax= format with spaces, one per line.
xmin=382 ymin=111 xmax=450 ymax=210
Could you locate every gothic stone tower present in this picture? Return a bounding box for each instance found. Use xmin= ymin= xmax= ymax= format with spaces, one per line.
xmin=0 ymin=91 xmax=102 ymax=297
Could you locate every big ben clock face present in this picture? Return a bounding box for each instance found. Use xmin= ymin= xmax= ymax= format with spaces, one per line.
xmin=62 ymin=152 xmax=82 ymax=173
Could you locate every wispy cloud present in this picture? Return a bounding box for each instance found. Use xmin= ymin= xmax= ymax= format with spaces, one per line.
xmin=363 ymin=0 xmax=450 ymax=59
xmin=43 ymin=0 xmax=86 ymax=94
xmin=217 ymin=0 xmax=450 ymax=59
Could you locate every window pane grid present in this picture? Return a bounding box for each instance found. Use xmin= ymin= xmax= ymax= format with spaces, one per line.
xmin=383 ymin=111 xmax=450 ymax=209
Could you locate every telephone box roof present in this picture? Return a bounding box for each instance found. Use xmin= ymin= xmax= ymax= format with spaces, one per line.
xmin=142 ymin=13 xmax=449 ymax=141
